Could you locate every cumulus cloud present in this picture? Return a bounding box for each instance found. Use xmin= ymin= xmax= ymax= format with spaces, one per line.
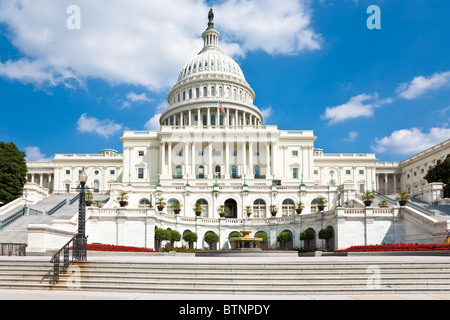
xmin=343 ymin=131 xmax=358 ymax=142
xmin=260 ymin=106 xmax=273 ymax=123
xmin=396 ymin=71 xmax=450 ymax=100
xmin=76 ymin=113 xmax=123 ymax=138
xmin=322 ymin=93 xmax=392 ymax=125
xmin=0 ymin=0 xmax=321 ymax=90
xmin=24 ymin=146 xmax=53 ymax=162
xmin=144 ymin=113 xmax=162 ymax=131
xmin=371 ymin=126 xmax=450 ymax=155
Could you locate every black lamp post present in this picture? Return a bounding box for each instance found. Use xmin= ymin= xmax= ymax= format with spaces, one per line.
xmin=74 ymin=168 xmax=88 ymax=261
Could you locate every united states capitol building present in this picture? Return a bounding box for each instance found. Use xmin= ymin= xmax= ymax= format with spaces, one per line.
xmin=6 ymin=14 xmax=449 ymax=254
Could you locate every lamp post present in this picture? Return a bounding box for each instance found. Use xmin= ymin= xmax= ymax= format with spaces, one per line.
xmin=74 ymin=168 xmax=88 ymax=261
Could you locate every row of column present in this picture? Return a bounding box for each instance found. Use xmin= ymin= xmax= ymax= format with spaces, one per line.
xmin=27 ymin=173 xmax=54 ymax=192
xmin=162 ymin=107 xmax=262 ymax=127
xmin=160 ymin=141 xmax=278 ymax=179
xmin=376 ymin=173 xmax=401 ymax=195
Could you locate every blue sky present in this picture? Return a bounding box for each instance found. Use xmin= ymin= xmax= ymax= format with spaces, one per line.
xmin=0 ymin=0 xmax=449 ymax=162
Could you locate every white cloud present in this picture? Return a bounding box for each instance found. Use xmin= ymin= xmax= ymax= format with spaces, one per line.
xmin=372 ymin=126 xmax=450 ymax=155
xmin=343 ymin=131 xmax=358 ymax=142
xmin=76 ymin=113 xmax=123 ymax=138
xmin=260 ymin=106 xmax=273 ymax=123
xmin=0 ymin=0 xmax=321 ymax=90
xmin=25 ymin=146 xmax=53 ymax=162
xmin=144 ymin=113 xmax=162 ymax=131
xmin=322 ymin=93 xmax=392 ymax=125
xmin=126 ymin=92 xmax=152 ymax=103
xmin=397 ymin=71 xmax=450 ymax=100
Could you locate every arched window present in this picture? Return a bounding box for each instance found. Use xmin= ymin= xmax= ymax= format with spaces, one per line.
xmin=189 ymin=89 xmax=193 ymax=99
xmin=167 ymin=199 xmax=177 ymax=214
xmin=175 ymin=166 xmax=182 ymax=179
xmin=211 ymin=86 xmax=216 ymax=96
xmin=198 ymin=165 xmax=205 ymax=179
xmin=231 ymin=166 xmax=237 ymax=178
xmin=253 ymin=199 xmax=266 ymax=218
xmin=139 ymin=199 xmax=151 ymax=208
xmin=196 ymin=87 xmax=200 ymax=98
xmin=196 ymin=199 xmax=209 ymax=217
xmin=211 ymin=114 xmax=215 ymax=126
xmin=254 ymin=165 xmax=260 ymax=178
xmin=282 ymin=199 xmax=295 ymax=217
xmin=203 ymin=87 xmax=207 ymax=97
xmin=311 ymin=198 xmax=322 ymax=213
xmin=93 ymin=180 xmax=100 ymax=193
xmin=219 ymin=86 xmax=223 ymax=97
xmin=202 ymin=115 xmax=207 ymax=126
xmin=215 ymin=165 xmax=221 ymax=178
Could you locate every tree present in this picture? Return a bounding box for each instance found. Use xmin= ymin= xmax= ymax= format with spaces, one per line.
xmin=183 ymin=231 xmax=198 ymax=249
xmin=0 ymin=142 xmax=27 ymax=204
xmin=424 ymin=154 xmax=450 ymax=198
xmin=277 ymin=231 xmax=292 ymax=248
xmin=204 ymin=232 xmax=219 ymax=249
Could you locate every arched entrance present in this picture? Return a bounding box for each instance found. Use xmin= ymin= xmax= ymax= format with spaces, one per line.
xmin=224 ymin=198 xmax=237 ymax=218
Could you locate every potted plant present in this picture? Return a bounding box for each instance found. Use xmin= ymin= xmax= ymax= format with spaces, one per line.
xmin=245 ymin=206 xmax=252 ymax=217
xmin=117 ymin=191 xmax=128 ymax=207
xmin=193 ymin=202 xmax=202 ymax=217
xmin=172 ymin=199 xmax=181 ymax=214
xmin=395 ymin=191 xmax=410 ymax=206
xmin=217 ymin=205 xmax=226 ymax=217
xmin=269 ymin=205 xmax=278 ymax=217
xmin=378 ymin=200 xmax=390 ymax=208
xmin=361 ymin=191 xmax=376 ymax=206
xmin=156 ymin=197 xmax=166 ymax=212
xmin=94 ymin=200 xmax=103 ymax=208
xmin=296 ymin=202 xmax=305 ymax=214
xmin=86 ymin=191 xmax=94 ymax=206
xmin=316 ymin=196 xmax=327 ymax=211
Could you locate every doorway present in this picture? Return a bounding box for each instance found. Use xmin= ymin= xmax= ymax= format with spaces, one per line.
xmin=224 ymin=199 xmax=237 ymax=218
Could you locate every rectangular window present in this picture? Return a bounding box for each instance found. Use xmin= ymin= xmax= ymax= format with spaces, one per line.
xmin=293 ymin=168 xmax=298 ymax=179
xmin=176 ymin=151 xmax=182 ymax=157
xmin=138 ymin=168 xmax=144 ymax=179
xmin=232 ymin=151 xmax=237 ymax=156
xmin=346 ymin=170 xmax=351 ymax=175
xmin=138 ymin=151 xmax=144 ymax=157
xmin=65 ymin=170 xmax=70 ymax=175
xmin=292 ymin=151 xmax=298 ymax=157
xmin=255 ymin=151 xmax=260 ymax=156
xmin=199 ymin=151 xmax=204 ymax=157
xmin=314 ymin=170 xmax=318 ymax=175
xmin=359 ymin=170 xmax=364 ymax=175
xmin=110 ymin=170 xmax=115 ymax=175
xmin=359 ymin=184 xmax=365 ymax=193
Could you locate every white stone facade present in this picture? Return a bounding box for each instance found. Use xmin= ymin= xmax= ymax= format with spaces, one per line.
xmin=24 ymin=15 xmax=450 ymax=254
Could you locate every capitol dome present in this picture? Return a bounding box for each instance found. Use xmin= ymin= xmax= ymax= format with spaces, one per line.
xmin=160 ymin=11 xmax=263 ymax=127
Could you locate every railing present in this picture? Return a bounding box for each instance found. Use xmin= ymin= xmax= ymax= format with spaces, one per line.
xmin=0 ymin=243 xmax=27 ymax=256
xmin=0 ymin=207 xmax=25 ymax=230
xmin=375 ymin=191 xmax=434 ymax=216
xmin=70 ymin=193 xmax=80 ymax=205
xmin=50 ymin=235 xmax=87 ymax=284
xmin=46 ymin=199 xmax=67 ymax=216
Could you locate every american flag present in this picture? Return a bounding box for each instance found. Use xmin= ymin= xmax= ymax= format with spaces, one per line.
xmin=218 ymin=100 xmax=225 ymax=114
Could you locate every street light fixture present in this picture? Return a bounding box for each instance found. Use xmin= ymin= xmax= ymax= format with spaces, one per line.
xmin=74 ymin=168 xmax=88 ymax=261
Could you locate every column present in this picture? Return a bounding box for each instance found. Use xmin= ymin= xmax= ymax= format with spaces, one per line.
xmin=266 ymin=143 xmax=271 ymax=178
xmin=384 ymin=174 xmax=388 ymax=194
xmin=208 ymin=142 xmax=213 ymax=178
xmin=272 ymin=142 xmax=278 ymax=178
xmin=191 ymin=142 xmax=196 ymax=176
xmin=184 ymin=141 xmax=189 ymax=178
xmin=160 ymin=142 xmax=165 ymax=175
xmin=393 ymin=173 xmax=397 ymax=194
xmin=173 ymin=114 xmax=176 ymax=127
xmin=207 ymin=108 xmax=211 ymax=127
xmin=197 ymin=108 xmax=201 ymax=126
xmin=242 ymin=142 xmax=247 ymax=176
xmin=226 ymin=108 xmax=230 ymax=127
xmin=188 ymin=109 xmax=192 ymax=126
xmin=225 ymin=142 xmax=230 ymax=178
xmin=168 ymin=143 xmax=172 ymax=177
xmin=235 ymin=109 xmax=238 ymax=127
xmin=249 ymin=142 xmax=253 ymax=177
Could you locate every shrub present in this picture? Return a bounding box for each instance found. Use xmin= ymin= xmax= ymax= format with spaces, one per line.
xmin=300 ymin=230 xmax=314 ymax=241
xmin=183 ymin=231 xmax=198 ymax=243
xmin=254 ymin=232 xmax=268 ymax=243
xmin=204 ymin=232 xmax=220 ymax=245
xmin=228 ymin=231 xmax=242 ymax=239
xmin=318 ymin=228 xmax=333 ymax=240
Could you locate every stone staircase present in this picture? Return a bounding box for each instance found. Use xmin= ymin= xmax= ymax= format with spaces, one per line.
xmin=1 ymin=257 xmax=450 ymax=295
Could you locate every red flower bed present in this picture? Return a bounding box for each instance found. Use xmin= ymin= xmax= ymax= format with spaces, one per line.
xmin=336 ymin=243 xmax=450 ymax=252
xmin=71 ymin=244 xmax=157 ymax=252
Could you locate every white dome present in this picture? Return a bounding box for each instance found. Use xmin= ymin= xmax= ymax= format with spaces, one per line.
xmin=160 ymin=14 xmax=263 ymax=127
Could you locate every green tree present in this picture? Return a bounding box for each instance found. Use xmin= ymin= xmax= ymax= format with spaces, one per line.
xmin=277 ymin=231 xmax=292 ymax=248
xmin=0 ymin=142 xmax=27 ymax=204
xmin=424 ymin=154 xmax=450 ymax=198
